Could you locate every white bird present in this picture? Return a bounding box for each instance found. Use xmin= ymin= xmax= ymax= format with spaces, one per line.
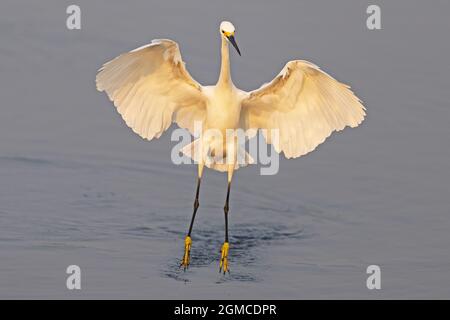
xmin=96 ymin=21 xmax=366 ymax=273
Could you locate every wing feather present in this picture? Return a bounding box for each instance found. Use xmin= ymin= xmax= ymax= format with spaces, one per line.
xmin=241 ymin=60 xmax=366 ymax=158
xmin=96 ymin=39 xmax=206 ymax=140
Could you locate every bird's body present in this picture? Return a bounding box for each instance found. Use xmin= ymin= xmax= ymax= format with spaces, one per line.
xmin=186 ymin=32 xmax=248 ymax=170
xmin=204 ymin=85 xmax=242 ymax=133
xmin=206 ymin=29 xmax=244 ymax=134
xmin=96 ymin=21 xmax=366 ymax=273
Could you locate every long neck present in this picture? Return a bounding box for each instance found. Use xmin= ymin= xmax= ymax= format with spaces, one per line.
xmin=217 ymin=36 xmax=232 ymax=88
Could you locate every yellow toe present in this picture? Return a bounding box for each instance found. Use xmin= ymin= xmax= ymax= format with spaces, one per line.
xmin=219 ymin=242 xmax=230 ymax=274
xmin=180 ymin=236 xmax=192 ymax=270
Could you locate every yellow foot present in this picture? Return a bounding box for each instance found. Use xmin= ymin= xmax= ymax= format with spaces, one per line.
xmin=180 ymin=236 xmax=192 ymax=271
xmin=219 ymin=242 xmax=230 ymax=274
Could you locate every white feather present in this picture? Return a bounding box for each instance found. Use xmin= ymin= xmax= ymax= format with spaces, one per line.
xmin=241 ymin=60 xmax=366 ymax=159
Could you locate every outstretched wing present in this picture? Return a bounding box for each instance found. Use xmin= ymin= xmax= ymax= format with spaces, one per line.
xmin=241 ymin=60 xmax=366 ymax=158
xmin=96 ymin=39 xmax=206 ymax=140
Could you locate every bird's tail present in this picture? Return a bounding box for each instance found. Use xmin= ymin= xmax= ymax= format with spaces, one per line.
xmin=181 ymin=138 xmax=254 ymax=172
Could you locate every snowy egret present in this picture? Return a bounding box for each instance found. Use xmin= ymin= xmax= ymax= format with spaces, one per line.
xmin=96 ymin=21 xmax=366 ymax=273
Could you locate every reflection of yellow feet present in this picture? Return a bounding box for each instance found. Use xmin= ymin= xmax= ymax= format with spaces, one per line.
xmin=180 ymin=236 xmax=192 ymax=271
xmin=219 ymin=242 xmax=230 ymax=274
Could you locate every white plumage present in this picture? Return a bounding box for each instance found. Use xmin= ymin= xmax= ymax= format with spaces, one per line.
xmin=241 ymin=60 xmax=366 ymax=159
xmin=95 ymin=21 xmax=366 ymax=273
xmin=96 ymin=39 xmax=207 ymax=140
xmin=96 ymin=31 xmax=365 ymax=168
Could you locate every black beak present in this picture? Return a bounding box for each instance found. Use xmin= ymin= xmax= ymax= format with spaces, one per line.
xmin=228 ymin=35 xmax=241 ymax=56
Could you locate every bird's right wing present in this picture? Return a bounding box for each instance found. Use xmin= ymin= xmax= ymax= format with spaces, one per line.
xmin=96 ymin=39 xmax=207 ymax=140
xmin=241 ymin=60 xmax=366 ymax=158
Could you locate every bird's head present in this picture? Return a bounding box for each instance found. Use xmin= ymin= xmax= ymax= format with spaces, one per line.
xmin=220 ymin=21 xmax=241 ymax=56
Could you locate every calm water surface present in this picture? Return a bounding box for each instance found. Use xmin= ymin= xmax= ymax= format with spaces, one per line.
xmin=1 ymin=0 xmax=450 ymax=298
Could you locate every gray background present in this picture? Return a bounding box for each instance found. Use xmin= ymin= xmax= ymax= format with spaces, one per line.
xmin=0 ymin=0 xmax=449 ymax=298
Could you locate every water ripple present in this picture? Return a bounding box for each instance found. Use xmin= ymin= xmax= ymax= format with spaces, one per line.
xmin=161 ymin=221 xmax=311 ymax=283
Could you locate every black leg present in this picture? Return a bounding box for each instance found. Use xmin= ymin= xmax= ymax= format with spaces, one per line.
xmin=180 ymin=176 xmax=201 ymax=270
xmin=220 ymin=181 xmax=231 ymax=273
xmin=188 ymin=177 xmax=201 ymax=237
xmin=224 ymin=181 xmax=231 ymax=242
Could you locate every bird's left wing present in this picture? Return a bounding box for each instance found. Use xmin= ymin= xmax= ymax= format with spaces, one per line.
xmin=96 ymin=39 xmax=206 ymax=140
xmin=240 ymin=60 xmax=366 ymax=158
